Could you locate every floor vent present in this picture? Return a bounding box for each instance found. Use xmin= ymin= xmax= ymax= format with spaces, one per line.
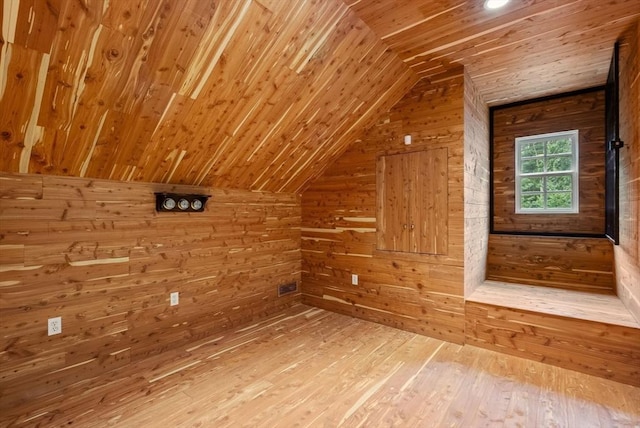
xmin=278 ymin=282 xmax=298 ymax=296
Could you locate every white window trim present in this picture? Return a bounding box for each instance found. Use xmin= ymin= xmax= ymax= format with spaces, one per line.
xmin=515 ymin=130 xmax=579 ymax=214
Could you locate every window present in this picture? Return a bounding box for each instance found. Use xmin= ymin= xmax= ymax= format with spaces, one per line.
xmin=515 ymin=130 xmax=579 ymax=214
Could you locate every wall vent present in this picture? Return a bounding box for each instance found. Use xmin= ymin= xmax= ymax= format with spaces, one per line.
xmin=278 ymin=282 xmax=298 ymax=296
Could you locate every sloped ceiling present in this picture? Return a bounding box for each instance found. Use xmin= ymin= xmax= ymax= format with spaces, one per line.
xmin=2 ymin=1 xmax=638 ymax=193
xmin=345 ymin=0 xmax=640 ymax=105
xmin=0 ymin=0 xmax=418 ymax=192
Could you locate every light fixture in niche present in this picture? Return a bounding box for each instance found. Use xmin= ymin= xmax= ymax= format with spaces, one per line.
xmin=191 ymin=199 xmax=203 ymax=210
xmin=155 ymin=193 xmax=210 ymax=212
xmin=177 ymin=198 xmax=190 ymax=210
xmin=484 ymin=0 xmax=509 ymax=10
xmin=162 ymin=197 xmax=176 ymax=210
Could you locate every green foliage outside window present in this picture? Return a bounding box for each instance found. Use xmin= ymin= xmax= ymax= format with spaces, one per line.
xmin=516 ymin=131 xmax=578 ymax=213
xmin=547 ymin=192 xmax=572 ymax=209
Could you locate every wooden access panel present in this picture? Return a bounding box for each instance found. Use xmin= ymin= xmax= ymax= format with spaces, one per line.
xmin=377 ymin=153 xmax=409 ymax=251
xmin=377 ymin=149 xmax=448 ymax=255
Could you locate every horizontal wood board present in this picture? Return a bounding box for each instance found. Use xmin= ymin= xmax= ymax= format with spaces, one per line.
xmin=486 ymin=234 xmax=615 ymax=294
xmin=466 ymin=282 xmax=640 ymax=387
xmin=0 ymin=171 xmax=302 ymax=415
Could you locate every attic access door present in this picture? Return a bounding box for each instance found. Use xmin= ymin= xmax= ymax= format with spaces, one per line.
xmin=376 ymin=149 xmax=448 ymax=255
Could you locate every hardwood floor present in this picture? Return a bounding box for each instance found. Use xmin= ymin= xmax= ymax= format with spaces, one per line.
xmin=5 ymin=304 xmax=640 ymax=427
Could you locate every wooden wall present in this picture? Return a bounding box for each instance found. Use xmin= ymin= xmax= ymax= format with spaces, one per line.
xmin=466 ymin=290 xmax=640 ymax=387
xmin=463 ymin=69 xmax=489 ymax=297
xmin=492 ymin=89 xmax=606 ymax=234
xmin=301 ymin=71 xmax=467 ymax=344
xmin=0 ymin=0 xmax=417 ymax=193
xmin=0 ymin=172 xmax=301 ymax=415
xmin=616 ymin=21 xmax=640 ymax=323
xmin=486 ymin=235 xmax=615 ymax=294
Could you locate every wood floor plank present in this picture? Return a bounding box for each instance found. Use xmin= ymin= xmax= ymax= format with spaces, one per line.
xmin=4 ymin=304 xmax=639 ymax=427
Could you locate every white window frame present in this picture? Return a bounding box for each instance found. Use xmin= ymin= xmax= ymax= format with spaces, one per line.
xmin=515 ymin=130 xmax=579 ymax=214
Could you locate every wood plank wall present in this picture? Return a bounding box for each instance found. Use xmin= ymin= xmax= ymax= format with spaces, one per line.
xmin=466 ymin=300 xmax=640 ymax=387
xmin=0 ymin=172 xmax=301 ymax=415
xmin=0 ymin=0 xmax=418 ymax=193
xmin=486 ymin=235 xmax=615 ymax=294
xmin=616 ymin=21 xmax=640 ymax=323
xmin=492 ymin=89 xmax=606 ymax=234
xmin=463 ymin=69 xmax=489 ymax=297
xmin=301 ymin=71 xmax=467 ymax=344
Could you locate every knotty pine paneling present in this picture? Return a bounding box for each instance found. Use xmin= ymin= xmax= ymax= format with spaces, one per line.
xmin=301 ymin=71 xmax=468 ymax=344
xmin=345 ymin=0 xmax=639 ymax=105
xmin=0 ymin=0 xmax=418 ymax=193
xmin=0 ymin=172 xmax=301 ymax=414
xmin=463 ymin=69 xmax=489 ymax=297
xmin=492 ymin=89 xmax=606 ymax=234
xmin=615 ymin=22 xmax=640 ymax=323
xmin=486 ymin=234 xmax=615 ymax=294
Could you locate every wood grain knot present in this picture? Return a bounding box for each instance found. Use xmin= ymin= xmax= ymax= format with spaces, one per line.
xmin=106 ymin=49 xmax=120 ymax=61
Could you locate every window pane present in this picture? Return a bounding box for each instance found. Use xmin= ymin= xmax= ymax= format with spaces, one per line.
xmin=546 ymin=139 xmax=572 ymax=155
xmin=546 ymin=156 xmax=572 ymax=172
xmin=521 ymin=177 xmax=543 ymax=192
xmin=546 ymin=175 xmax=572 ymax=192
xmin=514 ymin=130 xmax=578 ymax=213
xmin=521 ymin=159 xmax=544 ymax=173
xmin=520 ymin=142 xmax=544 ymax=157
xmin=547 ymin=192 xmax=572 ymax=209
xmin=521 ymin=194 xmax=543 ymax=209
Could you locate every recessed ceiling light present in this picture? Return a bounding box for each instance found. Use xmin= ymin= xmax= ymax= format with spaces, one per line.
xmin=484 ymin=0 xmax=510 ymax=10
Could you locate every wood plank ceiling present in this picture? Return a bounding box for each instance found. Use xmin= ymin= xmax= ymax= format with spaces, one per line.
xmin=1 ymin=0 xmax=638 ymax=190
xmin=345 ymin=0 xmax=640 ymax=105
xmin=0 ymin=0 xmax=418 ymax=192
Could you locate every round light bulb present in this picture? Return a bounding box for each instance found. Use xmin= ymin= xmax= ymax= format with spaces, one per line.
xmin=484 ymin=0 xmax=509 ymax=10
xmin=162 ymin=197 xmax=176 ymax=210
xmin=178 ymin=198 xmax=190 ymax=210
xmin=191 ymin=199 xmax=203 ymax=210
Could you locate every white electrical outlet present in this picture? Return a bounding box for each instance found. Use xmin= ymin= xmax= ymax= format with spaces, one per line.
xmin=351 ymin=274 xmax=358 ymax=285
xmin=48 ymin=317 xmax=62 ymax=336
xmin=170 ymin=291 xmax=179 ymax=306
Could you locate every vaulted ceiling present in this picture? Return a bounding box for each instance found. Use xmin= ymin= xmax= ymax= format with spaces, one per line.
xmin=0 ymin=0 xmax=417 ymax=192
xmin=1 ymin=0 xmax=638 ymax=192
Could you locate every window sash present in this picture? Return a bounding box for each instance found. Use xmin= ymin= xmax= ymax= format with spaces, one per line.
xmin=515 ymin=130 xmax=579 ymax=214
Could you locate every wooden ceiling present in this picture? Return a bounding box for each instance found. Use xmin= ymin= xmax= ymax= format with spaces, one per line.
xmin=345 ymin=0 xmax=640 ymax=105
xmin=1 ymin=1 xmax=638 ymax=191
xmin=0 ymin=0 xmax=417 ymax=192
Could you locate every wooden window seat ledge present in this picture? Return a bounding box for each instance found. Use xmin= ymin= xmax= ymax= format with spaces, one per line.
xmin=467 ymin=280 xmax=640 ymax=329
xmin=465 ymin=280 xmax=640 ymax=386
